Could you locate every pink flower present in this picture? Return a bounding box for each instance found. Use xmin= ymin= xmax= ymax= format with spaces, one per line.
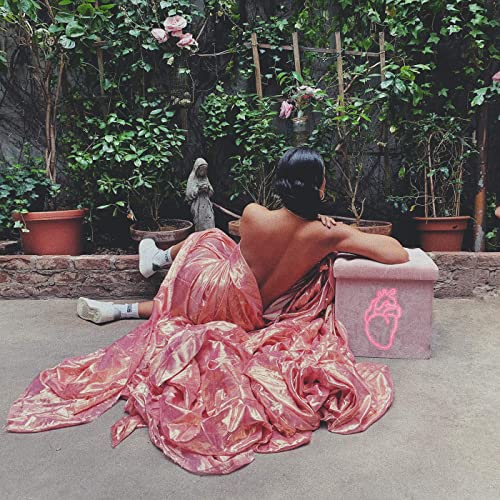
xmin=164 ymin=15 xmax=188 ymax=32
xmin=493 ymin=71 xmax=500 ymax=83
xmin=151 ymin=28 xmax=168 ymax=43
xmin=171 ymin=29 xmax=184 ymax=38
xmin=279 ymin=100 xmax=294 ymax=119
xmin=176 ymin=33 xmax=198 ymax=50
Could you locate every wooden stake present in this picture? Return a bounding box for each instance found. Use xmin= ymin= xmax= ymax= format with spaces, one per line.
xmin=335 ymin=32 xmax=344 ymax=105
xmin=473 ymin=106 xmax=488 ymax=251
xmin=379 ymin=32 xmax=386 ymax=83
xmin=379 ymin=31 xmax=390 ymax=187
xmin=250 ymin=32 xmax=263 ymax=98
xmin=292 ymin=32 xmax=302 ymax=76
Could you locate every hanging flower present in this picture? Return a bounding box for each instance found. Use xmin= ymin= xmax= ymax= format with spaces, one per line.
xmin=176 ymin=33 xmax=198 ymax=51
xmin=279 ymin=100 xmax=294 ymax=119
xmin=151 ymin=28 xmax=169 ymax=44
xmin=164 ymin=15 xmax=188 ymax=32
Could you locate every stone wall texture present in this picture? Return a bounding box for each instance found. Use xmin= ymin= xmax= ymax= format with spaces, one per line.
xmin=0 ymin=252 xmax=498 ymax=300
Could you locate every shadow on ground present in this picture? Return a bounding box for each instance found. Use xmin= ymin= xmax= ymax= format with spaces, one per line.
xmin=1 ymin=298 xmax=499 ymax=500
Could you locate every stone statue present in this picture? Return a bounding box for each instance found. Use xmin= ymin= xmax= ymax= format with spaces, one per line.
xmin=186 ymin=157 xmax=215 ymax=231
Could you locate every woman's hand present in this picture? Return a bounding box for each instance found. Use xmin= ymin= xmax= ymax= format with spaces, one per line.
xmin=318 ymin=214 xmax=338 ymax=229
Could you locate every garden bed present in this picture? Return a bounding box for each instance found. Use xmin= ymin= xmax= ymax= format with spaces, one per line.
xmin=0 ymin=252 xmax=498 ymax=300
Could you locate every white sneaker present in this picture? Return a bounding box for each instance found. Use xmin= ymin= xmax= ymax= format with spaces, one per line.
xmin=139 ymin=238 xmax=164 ymax=278
xmin=77 ymin=297 xmax=120 ymax=324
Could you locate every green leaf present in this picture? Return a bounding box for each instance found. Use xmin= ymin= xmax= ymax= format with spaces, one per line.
xmin=66 ymin=21 xmax=85 ymax=38
xmin=55 ymin=12 xmax=74 ymax=23
xmin=77 ymin=4 xmax=95 ymax=16
xmin=292 ymin=71 xmax=304 ymax=83
xmin=58 ymin=35 xmax=76 ymax=49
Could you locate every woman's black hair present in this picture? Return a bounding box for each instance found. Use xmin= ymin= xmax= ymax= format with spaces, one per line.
xmin=274 ymin=147 xmax=325 ymax=220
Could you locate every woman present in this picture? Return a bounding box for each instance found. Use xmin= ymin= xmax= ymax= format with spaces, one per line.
xmin=7 ymin=147 xmax=408 ymax=475
xmin=77 ymin=147 xmax=407 ymax=324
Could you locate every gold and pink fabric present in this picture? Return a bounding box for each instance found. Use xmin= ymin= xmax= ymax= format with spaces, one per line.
xmin=7 ymin=229 xmax=393 ymax=475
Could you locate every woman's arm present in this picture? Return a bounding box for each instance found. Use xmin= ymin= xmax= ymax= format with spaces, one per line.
xmin=329 ymin=223 xmax=409 ymax=264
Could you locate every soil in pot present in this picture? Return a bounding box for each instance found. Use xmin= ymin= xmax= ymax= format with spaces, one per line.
xmin=130 ymin=218 xmax=193 ymax=250
xmin=413 ymin=216 xmax=469 ymax=251
xmin=12 ymin=209 xmax=87 ymax=256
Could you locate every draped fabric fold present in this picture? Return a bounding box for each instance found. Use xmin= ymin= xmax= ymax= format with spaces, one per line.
xmin=7 ymin=228 xmax=393 ymax=475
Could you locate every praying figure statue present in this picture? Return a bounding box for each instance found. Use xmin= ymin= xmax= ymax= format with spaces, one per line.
xmin=185 ymin=157 xmax=215 ymax=232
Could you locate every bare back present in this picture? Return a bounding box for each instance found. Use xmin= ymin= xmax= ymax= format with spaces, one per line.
xmin=239 ymin=204 xmax=333 ymax=308
xmin=239 ymin=203 xmax=409 ymax=309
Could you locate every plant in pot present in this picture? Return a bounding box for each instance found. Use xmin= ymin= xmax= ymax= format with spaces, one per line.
xmin=2 ymin=2 xmax=89 ymax=255
xmin=277 ymin=72 xmax=325 ymax=146
xmin=309 ymin=95 xmax=393 ymax=235
xmin=84 ymin=105 xmax=192 ymax=249
xmin=202 ymin=88 xmax=287 ymax=237
xmin=390 ymin=114 xmax=475 ymax=251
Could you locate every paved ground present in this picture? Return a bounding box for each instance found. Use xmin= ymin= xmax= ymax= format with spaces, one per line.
xmin=1 ymin=297 xmax=499 ymax=500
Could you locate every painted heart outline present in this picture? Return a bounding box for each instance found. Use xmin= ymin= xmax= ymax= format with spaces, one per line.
xmin=363 ymin=288 xmax=402 ymax=350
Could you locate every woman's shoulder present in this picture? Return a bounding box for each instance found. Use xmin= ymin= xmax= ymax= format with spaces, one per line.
xmin=241 ymin=203 xmax=269 ymax=221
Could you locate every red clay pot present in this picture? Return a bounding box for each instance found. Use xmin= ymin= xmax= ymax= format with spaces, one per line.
xmin=130 ymin=219 xmax=193 ymax=250
xmin=228 ymin=216 xmax=392 ymax=239
xmin=13 ymin=209 xmax=88 ymax=255
xmin=413 ymin=216 xmax=470 ymax=251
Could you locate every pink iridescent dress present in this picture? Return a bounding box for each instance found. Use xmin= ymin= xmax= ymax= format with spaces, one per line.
xmin=6 ymin=229 xmax=393 ymax=475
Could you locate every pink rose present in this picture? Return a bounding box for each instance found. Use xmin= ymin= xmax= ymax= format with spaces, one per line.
xmin=151 ymin=28 xmax=168 ymax=43
xmin=171 ymin=30 xmax=184 ymax=38
xmin=176 ymin=33 xmax=198 ymax=50
xmin=164 ymin=15 xmax=188 ymax=32
xmin=279 ymin=100 xmax=294 ymax=119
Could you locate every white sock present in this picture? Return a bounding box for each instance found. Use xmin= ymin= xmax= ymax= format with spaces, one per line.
xmin=152 ymin=247 xmax=173 ymax=269
xmin=113 ymin=303 xmax=140 ymax=319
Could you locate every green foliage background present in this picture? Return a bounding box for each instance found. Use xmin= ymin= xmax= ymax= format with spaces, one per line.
xmin=0 ymin=0 xmax=498 ymax=248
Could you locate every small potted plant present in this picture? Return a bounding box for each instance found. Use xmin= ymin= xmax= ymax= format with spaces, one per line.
xmin=278 ymin=72 xmax=325 ymax=145
xmin=91 ymin=108 xmax=193 ymax=249
xmin=4 ymin=151 xmax=87 ymax=256
xmin=392 ymin=114 xmax=475 ymax=251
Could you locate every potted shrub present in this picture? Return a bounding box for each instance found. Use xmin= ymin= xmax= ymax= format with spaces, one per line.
xmin=85 ymin=108 xmax=193 ymax=249
xmin=2 ymin=152 xmax=87 ymax=256
xmin=202 ymin=89 xmax=287 ymax=238
xmin=3 ymin=4 xmax=88 ymax=255
xmin=310 ymin=96 xmax=393 ymax=236
xmin=393 ymin=114 xmax=475 ymax=251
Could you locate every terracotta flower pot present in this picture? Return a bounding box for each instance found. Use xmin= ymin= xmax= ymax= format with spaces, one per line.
xmin=12 ymin=209 xmax=88 ymax=256
xmin=228 ymin=219 xmax=241 ymax=238
xmin=332 ymin=216 xmax=393 ymax=236
xmin=130 ymin=219 xmax=193 ymax=250
xmin=228 ymin=215 xmax=392 ymax=239
xmin=413 ymin=216 xmax=470 ymax=251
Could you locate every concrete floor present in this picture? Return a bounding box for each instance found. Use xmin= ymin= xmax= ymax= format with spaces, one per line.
xmin=1 ymin=298 xmax=499 ymax=500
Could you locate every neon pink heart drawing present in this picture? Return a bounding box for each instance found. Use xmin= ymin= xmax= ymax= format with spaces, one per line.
xmin=363 ymin=288 xmax=402 ymax=350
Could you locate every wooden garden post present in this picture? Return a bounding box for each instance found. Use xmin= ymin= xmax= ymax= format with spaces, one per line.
xmin=250 ymin=32 xmax=263 ymax=99
xmin=473 ymin=105 xmax=488 ymax=251
xmin=379 ymin=31 xmax=390 ymax=188
xmin=335 ymin=32 xmax=345 ymax=106
xmin=292 ymin=32 xmax=302 ymax=76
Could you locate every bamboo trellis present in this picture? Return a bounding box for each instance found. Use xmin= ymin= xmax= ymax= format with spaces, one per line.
xmin=246 ymin=31 xmax=390 ymax=181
